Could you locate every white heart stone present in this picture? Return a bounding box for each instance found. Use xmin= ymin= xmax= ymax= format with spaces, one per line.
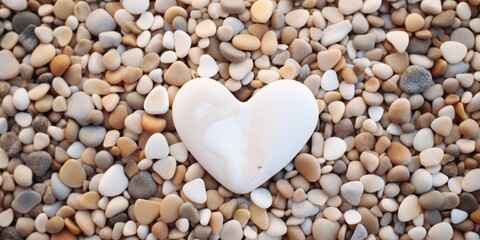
xmin=172 ymin=78 xmax=318 ymax=194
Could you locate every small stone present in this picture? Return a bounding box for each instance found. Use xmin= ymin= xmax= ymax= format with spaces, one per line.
xmin=341 ymin=181 xmax=363 ymax=206
xmin=0 ymin=208 xmax=14 ymax=227
xmin=232 ymin=34 xmax=261 ymax=51
xmin=98 ymin=164 xmax=129 ymax=197
xmin=85 ymin=9 xmax=116 ymax=36
xmin=145 ymin=133 xmax=169 ymax=159
xmin=398 ymin=195 xmax=421 ymax=222
xmin=160 ymin=194 xmax=184 ymax=223
xmin=0 ymin=50 xmax=20 ymax=80
xmin=11 ymin=190 xmax=41 ymax=214
xmin=144 ymin=86 xmax=169 ymax=115
xmin=294 ymin=153 xmax=321 ymax=182
xmin=220 ymin=220 xmax=243 ymax=240
xmin=164 ymin=61 xmax=191 ymax=86
xmin=428 ymin=222 xmax=453 ymax=240
xmin=317 ymin=49 xmax=342 ymax=71
xmin=174 ymin=30 xmax=191 ymax=58
xmin=462 ymin=169 xmax=480 ymax=192
xmin=0 ymin=227 xmax=22 ymax=240
xmin=353 ymin=33 xmax=376 ymax=51
xmin=419 ymin=148 xmax=443 ymax=167
xmin=65 ymin=92 xmax=94 ymax=126
xmin=344 ymin=210 xmax=362 ymax=225
xmin=219 ymin=42 xmax=247 ymax=63
xmin=220 ymin=0 xmax=245 ymax=14
xmin=128 ymin=171 xmax=157 ymax=199
xmin=25 ymin=151 xmax=52 ymax=177
xmin=134 ymin=199 xmax=161 ymax=225
xmin=78 ymin=126 xmax=106 ymax=148
xmin=410 ymin=168 xmax=433 ymax=194
xmin=413 ymin=128 xmax=434 ymax=151
xmin=183 ymin=178 xmax=207 ymax=204
xmin=53 ymin=0 xmax=75 ymax=20
xmin=3 ymin=0 xmax=27 ymax=11
xmin=250 ymin=188 xmax=272 ymax=209
xmin=432 ymin=10 xmax=455 ymax=27
xmin=338 ymin=0 xmax=362 ymax=15
xmin=312 ymin=219 xmax=340 ymax=240
xmin=440 ymin=41 xmax=467 ymax=64
xmin=30 ymin=43 xmax=56 ymax=68
xmin=323 ymin=137 xmax=346 ymax=160
xmin=399 ymin=65 xmax=433 ymax=94
xmin=59 ymin=159 xmax=86 ymax=188
xmin=195 ymin=20 xmax=216 ymax=38
xmin=19 ymin=25 xmax=38 ymax=53
xmin=418 ymin=190 xmax=444 ymax=209
xmin=197 ymin=55 xmax=218 ymax=78
xmin=251 ymin=0 xmax=273 ymax=23
xmin=321 ymin=20 xmax=352 ymax=46
xmin=386 ymin=31 xmax=409 ymax=53
xmin=320 ymin=173 xmax=342 ymax=197
xmin=285 ymin=9 xmax=309 ymax=28
xmin=122 ymin=0 xmax=149 ymax=14
xmin=12 ymin=11 xmax=41 ymax=34
xmin=451 ymin=209 xmax=468 ymax=224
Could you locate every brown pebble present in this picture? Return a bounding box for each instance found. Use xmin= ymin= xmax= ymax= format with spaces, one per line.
xmin=59 ymin=159 xmax=86 ymax=188
xmin=164 ymin=61 xmax=191 ymax=86
xmin=46 ymin=216 xmax=65 ymax=234
xmin=294 ymin=153 xmax=321 ymax=182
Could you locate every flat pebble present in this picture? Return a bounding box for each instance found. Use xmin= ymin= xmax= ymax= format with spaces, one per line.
xmin=98 ymin=164 xmax=129 ymax=197
xmin=428 ymin=222 xmax=453 ymax=239
xmin=123 ymin=0 xmax=149 ymax=14
xmin=462 ymin=169 xmax=480 ymax=192
xmin=323 ymin=137 xmax=346 ymax=160
xmin=11 ymin=190 xmax=41 ymax=214
xmin=321 ymin=20 xmax=352 ymax=46
xmin=59 ymin=159 xmax=86 ymax=188
xmin=321 ymin=70 xmax=339 ymax=91
xmin=145 ymin=133 xmax=169 ymax=159
xmin=85 ymin=9 xmax=116 ymax=36
xmin=251 ymin=188 xmax=272 ymax=209
xmin=0 ymin=50 xmax=20 ymax=80
xmin=183 ymin=178 xmax=207 ymax=204
xmin=25 ymin=151 xmax=52 ymax=177
xmin=386 ymin=31 xmax=409 ymax=53
xmin=440 ymin=41 xmax=467 ymax=64
xmin=399 ymin=65 xmax=432 ymax=94
xmin=144 ymin=86 xmax=169 ymax=115
xmin=251 ymin=0 xmax=273 ymax=23
xmin=128 ymin=171 xmax=157 ymax=199
xmin=198 ymin=55 xmax=218 ymax=78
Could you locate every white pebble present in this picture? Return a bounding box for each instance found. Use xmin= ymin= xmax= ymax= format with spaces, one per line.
xmin=251 ymin=188 xmax=273 ymax=209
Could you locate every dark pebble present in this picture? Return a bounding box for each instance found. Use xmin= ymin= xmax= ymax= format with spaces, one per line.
xmin=108 ymin=213 xmax=129 ymax=228
xmin=19 ymin=24 xmax=38 ymax=53
xmin=0 ymin=81 xmax=11 ymax=98
xmin=127 ymin=171 xmax=157 ymax=199
xmin=32 ymin=115 xmax=50 ymax=133
xmin=441 ymin=162 xmax=457 ymax=177
xmin=0 ymin=132 xmax=22 ymax=157
xmin=334 ymin=118 xmax=355 ymax=139
xmin=25 ymin=151 xmax=53 ymax=177
xmin=193 ymin=225 xmax=212 ymax=239
xmin=406 ymin=38 xmax=431 ymax=55
xmin=12 ymin=11 xmax=41 ymax=34
xmin=458 ymin=193 xmax=478 ymax=213
xmin=399 ymin=65 xmax=433 ymax=94
xmin=424 ymin=210 xmax=442 ymax=225
xmin=0 ymin=227 xmax=22 ymax=240
xmin=36 ymin=72 xmax=54 ymax=84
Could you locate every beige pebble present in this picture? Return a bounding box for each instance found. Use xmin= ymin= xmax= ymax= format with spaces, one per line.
xmin=317 ymin=49 xmax=342 ymax=71
xmin=440 ymin=41 xmax=467 ymax=64
xmin=386 ymin=31 xmax=409 ymax=53
xmin=250 ymin=0 xmax=273 ymax=23
xmin=232 ymin=34 xmax=261 ymax=51
xmin=195 ymin=19 xmax=216 ymax=38
xmin=59 ymin=159 xmax=86 ymax=188
xmin=30 ymin=44 xmax=56 ymax=68
xmin=285 ymin=9 xmax=309 ymax=28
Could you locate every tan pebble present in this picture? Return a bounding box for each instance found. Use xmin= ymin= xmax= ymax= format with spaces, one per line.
xmin=195 ymin=19 xmax=216 ymax=38
xmin=387 ymin=142 xmax=411 ymax=165
xmin=317 ymin=49 xmax=342 ymax=71
xmin=53 ymin=0 xmax=75 ymax=20
xmin=59 ymin=159 xmax=86 ymax=188
xmin=250 ymin=0 xmax=273 ymax=23
xmin=388 ymin=98 xmax=411 ymax=124
xmin=83 ymin=78 xmax=111 ymax=95
xmin=116 ymin=136 xmax=137 ymax=157
xmin=405 ymin=13 xmax=424 ymax=32
xmin=50 ymin=55 xmax=71 ymax=76
xmin=294 ymin=153 xmax=321 ymax=182
xmin=285 ymin=9 xmax=309 ymax=28
xmin=164 ymin=61 xmax=191 ymax=86
xmin=142 ymin=114 xmax=167 ymax=134
xmin=210 ymin=212 xmax=224 ymax=235
xmin=161 ymin=194 xmax=184 ymax=223
xmin=220 ymin=220 xmax=243 ymax=240
xmin=79 ymin=191 xmax=100 ymax=210
xmin=31 ymin=44 xmax=56 ymax=68
xmin=206 ymin=190 xmax=224 ymax=210
xmin=51 ymin=229 xmax=77 ymax=240
xmin=386 ymin=31 xmax=409 ymax=53
xmin=261 ymin=31 xmax=278 ymax=55
xmin=459 ymin=119 xmax=479 ymax=138
xmin=134 ymin=199 xmax=161 ymax=225
xmin=312 ymin=219 xmax=341 ymax=240
xmin=232 ymin=34 xmax=261 ymax=51
xmin=53 ymin=26 xmax=73 ymax=47
xmin=249 ymin=204 xmax=269 ymax=230
xmin=45 ymin=216 xmax=64 ymax=234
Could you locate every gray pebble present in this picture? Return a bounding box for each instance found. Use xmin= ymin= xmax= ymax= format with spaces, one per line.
xmin=11 ymin=190 xmax=41 ymax=214
xmin=25 ymin=151 xmax=52 ymax=177
xmin=0 ymin=132 xmax=22 ymax=157
xmin=128 ymin=171 xmax=157 ymax=199
xmin=451 ymin=28 xmax=475 ymax=50
xmin=0 ymin=227 xmax=22 ymax=240
xmin=19 ymin=24 xmax=38 ymax=53
xmin=32 ymin=115 xmax=49 ymax=133
xmin=407 ymin=38 xmax=431 ymax=55
xmin=85 ymin=9 xmax=116 ymax=36
xmin=399 ymin=66 xmax=433 ymax=94
xmin=12 ymin=11 xmax=41 ymax=34
xmin=65 ymin=92 xmax=94 ymax=126
xmin=78 ymin=126 xmax=107 ymax=147
xmin=219 ymin=42 xmax=247 ymax=63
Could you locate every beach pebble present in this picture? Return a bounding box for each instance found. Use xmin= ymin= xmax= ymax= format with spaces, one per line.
xmin=398 ymin=195 xmax=421 ymax=222
xmin=3 ymin=0 xmax=28 ymax=11
xmin=419 ymin=148 xmax=443 ymax=167
xmin=145 ymin=133 xmax=169 ymax=159
xmin=128 ymin=171 xmax=157 ymax=199
xmin=220 ymin=220 xmax=243 ymax=240
xmin=428 ymin=222 xmax=453 ymax=240
xmin=144 ymin=86 xmax=169 ymax=115
xmin=195 ymin=20 xmax=216 ymax=38
xmin=11 ymin=190 xmax=41 ymax=214
xmin=13 ymin=88 xmax=30 ymax=111
xmin=321 ymin=20 xmax=352 ymax=46
xmin=79 ymin=126 xmax=106 ymax=147
xmin=198 ymin=55 xmax=218 ymax=78
xmin=440 ymin=41 xmax=467 ymax=64
xmin=85 ymin=9 xmax=116 ymax=36
xmin=98 ymin=164 xmax=129 ymax=197
xmin=220 ymin=0 xmax=245 ymax=14
xmin=65 ymin=92 xmax=94 ymax=126
xmin=251 ymin=0 xmax=273 ymax=23
xmin=251 ymin=188 xmax=272 ymax=209
xmin=25 ymin=151 xmax=52 ymax=177
xmin=183 ymin=178 xmax=207 ymax=204
xmin=59 ymin=159 xmax=86 ymax=188
xmin=312 ymin=219 xmax=340 ymax=240
xmin=0 ymin=50 xmax=20 ymax=80
xmin=323 ymin=137 xmax=346 ymax=160
xmin=386 ymin=31 xmax=409 ymax=53
xmin=321 ymin=70 xmax=339 ymax=91
xmin=344 ymin=210 xmax=362 ymax=225
xmin=399 ymin=66 xmax=432 ymax=94
xmin=122 ymin=0 xmax=149 ymax=14
xmin=285 ymin=10 xmax=309 ymax=28
xmin=462 ymin=169 xmax=480 ymax=192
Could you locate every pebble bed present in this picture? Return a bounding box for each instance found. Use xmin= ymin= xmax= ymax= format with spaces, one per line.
xmin=0 ymin=0 xmax=480 ymax=239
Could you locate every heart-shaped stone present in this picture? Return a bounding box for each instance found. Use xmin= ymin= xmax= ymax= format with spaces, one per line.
xmin=172 ymin=78 xmax=318 ymax=194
